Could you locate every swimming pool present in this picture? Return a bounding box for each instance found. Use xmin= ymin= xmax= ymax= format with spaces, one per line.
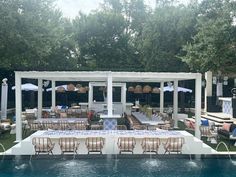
xmin=0 ymin=155 xmax=236 ymax=177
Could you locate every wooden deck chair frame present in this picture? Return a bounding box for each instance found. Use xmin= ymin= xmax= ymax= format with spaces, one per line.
xmin=32 ymin=137 xmax=55 ymax=155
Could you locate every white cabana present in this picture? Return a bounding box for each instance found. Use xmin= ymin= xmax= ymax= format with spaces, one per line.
xmin=14 ymin=71 xmax=202 ymax=142
xmin=163 ymin=86 xmax=192 ymax=93
xmin=12 ymin=83 xmax=38 ymax=91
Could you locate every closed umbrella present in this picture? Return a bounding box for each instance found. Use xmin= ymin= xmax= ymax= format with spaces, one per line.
xmin=163 ymin=86 xmax=192 ymax=93
xmin=12 ymin=83 xmax=38 ymax=91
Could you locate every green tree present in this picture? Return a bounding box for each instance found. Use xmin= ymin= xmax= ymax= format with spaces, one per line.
xmin=139 ymin=1 xmax=196 ymax=72
xmin=182 ymin=0 xmax=236 ymax=74
xmin=73 ymin=0 xmax=147 ymax=71
xmin=0 ymin=0 xmax=76 ymax=71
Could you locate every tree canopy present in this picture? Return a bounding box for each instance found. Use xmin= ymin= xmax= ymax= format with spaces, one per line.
xmin=0 ymin=0 xmax=77 ymax=71
xmin=182 ymin=0 xmax=236 ymax=74
xmin=0 ymin=0 xmax=235 ymax=75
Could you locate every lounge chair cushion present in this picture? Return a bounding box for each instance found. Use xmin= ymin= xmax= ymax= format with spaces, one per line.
xmin=222 ymin=123 xmax=231 ymax=132
xmin=229 ymin=124 xmax=236 ymax=132
xmin=201 ymin=119 xmax=209 ymax=126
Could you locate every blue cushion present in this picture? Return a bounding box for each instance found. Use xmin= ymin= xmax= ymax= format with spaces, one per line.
xmin=61 ymin=105 xmax=67 ymax=109
xmin=201 ymin=119 xmax=209 ymax=126
xmin=232 ymin=128 xmax=236 ymax=137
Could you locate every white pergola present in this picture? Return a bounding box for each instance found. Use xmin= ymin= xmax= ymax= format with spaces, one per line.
xmin=15 ymin=71 xmax=202 ymax=142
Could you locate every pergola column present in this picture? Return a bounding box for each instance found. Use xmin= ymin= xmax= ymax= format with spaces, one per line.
xmin=37 ymin=79 xmax=43 ymax=119
xmin=51 ymin=80 xmax=56 ymax=109
xmin=195 ymin=74 xmax=202 ymax=139
xmin=107 ymin=72 xmax=113 ymax=116
xmin=15 ymin=74 xmax=22 ymax=142
xmin=204 ymin=71 xmax=212 ymax=112
xmin=121 ymin=83 xmax=126 ymax=114
xmin=173 ymin=80 xmax=178 ymax=128
xmin=160 ymin=82 xmax=164 ymax=113
xmin=88 ymin=82 xmax=93 ymax=110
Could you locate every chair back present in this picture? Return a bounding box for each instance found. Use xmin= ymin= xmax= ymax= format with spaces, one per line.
xmin=32 ymin=137 xmax=54 ymax=154
xmin=141 ymin=137 xmax=161 ymax=153
xmin=59 ymin=137 xmax=79 ymax=154
xmin=85 ymin=137 xmax=105 ymax=153
xmin=115 ymin=125 xmax=127 ymax=130
xmin=199 ymin=125 xmax=211 ymax=137
xmin=117 ymin=137 xmax=136 ymax=153
xmin=164 ymin=137 xmax=185 ymax=154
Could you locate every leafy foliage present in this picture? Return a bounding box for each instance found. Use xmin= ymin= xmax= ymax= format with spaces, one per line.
xmin=0 ymin=0 xmax=77 ymax=71
xmin=139 ymin=2 xmax=196 ymax=72
xmin=0 ymin=0 xmax=235 ymax=74
xmin=182 ymin=0 xmax=236 ymax=74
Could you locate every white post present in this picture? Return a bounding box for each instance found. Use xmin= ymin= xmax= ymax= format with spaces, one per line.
xmin=107 ymin=72 xmax=113 ymax=116
xmin=15 ymin=74 xmax=22 ymax=142
xmin=204 ymin=71 xmax=212 ymax=112
xmin=121 ymin=83 xmax=126 ymax=114
xmin=37 ymin=79 xmax=43 ymax=119
xmin=160 ymin=82 xmax=164 ymax=113
xmin=51 ymin=80 xmax=56 ymax=109
xmin=88 ymin=83 xmax=93 ymax=110
xmin=173 ymin=80 xmax=178 ymax=128
xmin=1 ymin=78 xmax=8 ymax=120
xmin=195 ymin=74 xmax=202 ymax=139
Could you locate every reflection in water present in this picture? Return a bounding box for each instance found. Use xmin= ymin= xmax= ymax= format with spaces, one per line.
xmin=0 ymin=156 xmax=236 ymax=177
xmin=15 ymin=163 xmax=28 ymax=170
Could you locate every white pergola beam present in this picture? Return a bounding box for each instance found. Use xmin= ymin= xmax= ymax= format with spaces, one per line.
xmin=14 ymin=71 xmax=202 ymax=141
xmin=160 ymin=82 xmax=164 ymax=113
xmin=51 ymin=80 xmax=56 ymax=108
xmin=107 ymin=72 xmax=113 ymax=116
xmin=173 ymin=80 xmax=178 ymax=128
xmin=195 ymin=74 xmax=202 ymax=138
xmin=204 ymin=71 xmax=212 ymax=112
xmin=15 ymin=73 xmax=22 ymax=142
xmin=16 ymin=71 xmax=200 ymax=82
xmin=37 ymin=79 xmax=43 ymax=119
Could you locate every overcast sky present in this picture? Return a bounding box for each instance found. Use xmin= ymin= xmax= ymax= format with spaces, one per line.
xmin=55 ymin=0 xmax=189 ymax=19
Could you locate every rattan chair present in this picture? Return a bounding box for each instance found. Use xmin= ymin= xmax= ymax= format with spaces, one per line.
xmin=85 ymin=137 xmax=105 ymax=154
xmin=199 ymin=125 xmax=217 ymax=143
xmin=141 ymin=137 xmax=161 ymax=154
xmin=115 ymin=125 xmax=127 ymax=130
xmin=32 ymin=137 xmax=55 ymax=155
xmin=58 ymin=137 xmax=79 ymax=154
xmin=117 ymin=137 xmax=136 ymax=154
xmin=163 ymin=137 xmax=185 ymax=154
xmin=90 ymin=125 xmax=103 ymax=130
xmin=30 ymin=122 xmax=42 ymax=132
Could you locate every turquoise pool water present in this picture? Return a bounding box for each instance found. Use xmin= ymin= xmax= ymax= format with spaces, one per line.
xmin=0 ymin=155 xmax=236 ymax=177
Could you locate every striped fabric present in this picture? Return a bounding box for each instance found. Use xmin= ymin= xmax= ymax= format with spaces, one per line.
xmin=59 ymin=137 xmax=79 ymax=154
xmin=90 ymin=125 xmax=103 ymax=130
xmin=69 ymin=122 xmax=87 ymax=130
xmin=30 ymin=123 xmax=42 ymax=131
xmin=199 ymin=125 xmax=215 ymax=141
xmin=85 ymin=137 xmax=105 ymax=154
xmin=117 ymin=137 xmax=136 ymax=154
xmin=115 ymin=125 xmax=127 ymax=130
xmin=141 ymin=137 xmax=161 ymax=154
xmin=32 ymin=137 xmax=55 ymax=155
xmin=163 ymin=137 xmax=185 ymax=154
